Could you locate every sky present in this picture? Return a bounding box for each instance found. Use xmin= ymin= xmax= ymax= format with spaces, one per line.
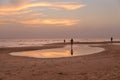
xmin=0 ymin=0 xmax=120 ymax=39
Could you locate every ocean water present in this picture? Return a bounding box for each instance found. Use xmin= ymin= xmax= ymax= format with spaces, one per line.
xmin=0 ymin=39 xmax=62 ymax=48
xmin=0 ymin=38 xmax=119 ymax=48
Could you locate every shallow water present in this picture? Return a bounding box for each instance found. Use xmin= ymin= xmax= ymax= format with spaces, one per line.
xmin=10 ymin=44 xmax=104 ymax=58
xmin=0 ymin=39 xmax=62 ymax=48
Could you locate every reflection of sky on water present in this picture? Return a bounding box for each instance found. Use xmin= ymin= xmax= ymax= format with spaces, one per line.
xmin=10 ymin=44 xmax=104 ymax=58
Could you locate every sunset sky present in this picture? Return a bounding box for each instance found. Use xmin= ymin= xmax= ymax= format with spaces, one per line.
xmin=0 ymin=0 xmax=120 ymax=39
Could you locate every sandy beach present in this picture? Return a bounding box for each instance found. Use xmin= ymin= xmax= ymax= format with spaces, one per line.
xmin=0 ymin=42 xmax=120 ymax=80
xmin=0 ymin=0 xmax=119 ymax=79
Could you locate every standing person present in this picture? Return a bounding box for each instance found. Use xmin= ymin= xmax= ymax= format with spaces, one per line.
xmin=70 ymin=38 xmax=74 ymax=55
xmin=111 ymin=37 xmax=113 ymax=42
xmin=64 ymin=39 xmax=66 ymax=44
xmin=71 ymin=38 xmax=73 ymax=45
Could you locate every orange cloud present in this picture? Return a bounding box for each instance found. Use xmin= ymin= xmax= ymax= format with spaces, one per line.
xmin=20 ymin=19 xmax=79 ymax=26
xmin=0 ymin=18 xmax=79 ymax=26
xmin=0 ymin=2 xmax=85 ymax=11
xmin=0 ymin=10 xmax=31 ymax=15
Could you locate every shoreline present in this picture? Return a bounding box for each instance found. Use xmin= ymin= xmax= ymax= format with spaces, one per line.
xmin=0 ymin=41 xmax=120 ymax=53
xmin=0 ymin=42 xmax=120 ymax=80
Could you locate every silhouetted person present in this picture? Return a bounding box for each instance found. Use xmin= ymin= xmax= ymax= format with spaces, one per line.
xmin=70 ymin=38 xmax=74 ymax=55
xmin=71 ymin=38 xmax=73 ymax=45
xmin=64 ymin=39 xmax=66 ymax=43
xmin=111 ymin=37 xmax=113 ymax=42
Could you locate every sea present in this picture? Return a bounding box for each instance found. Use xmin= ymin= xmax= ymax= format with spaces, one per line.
xmin=0 ymin=38 xmax=119 ymax=48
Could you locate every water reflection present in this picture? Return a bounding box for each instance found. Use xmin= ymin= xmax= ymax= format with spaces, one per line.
xmin=10 ymin=44 xmax=104 ymax=58
xmin=71 ymin=48 xmax=73 ymax=55
xmin=10 ymin=50 xmax=73 ymax=58
xmin=70 ymin=38 xmax=74 ymax=56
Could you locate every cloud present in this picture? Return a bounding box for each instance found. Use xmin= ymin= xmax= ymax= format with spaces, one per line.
xmin=0 ymin=1 xmax=83 ymax=26
xmin=20 ymin=19 xmax=79 ymax=26
xmin=0 ymin=18 xmax=79 ymax=26
xmin=0 ymin=0 xmax=29 ymax=7
xmin=0 ymin=2 xmax=85 ymax=11
xmin=0 ymin=10 xmax=31 ymax=15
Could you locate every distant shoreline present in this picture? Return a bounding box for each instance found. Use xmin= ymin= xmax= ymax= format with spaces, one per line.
xmin=0 ymin=41 xmax=120 ymax=53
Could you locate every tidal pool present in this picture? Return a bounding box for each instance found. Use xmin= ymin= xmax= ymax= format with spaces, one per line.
xmin=9 ymin=44 xmax=104 ymax=58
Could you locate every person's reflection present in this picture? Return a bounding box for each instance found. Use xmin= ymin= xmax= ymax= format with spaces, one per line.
xmin=71 ymin=48 xmax=73 ymax=55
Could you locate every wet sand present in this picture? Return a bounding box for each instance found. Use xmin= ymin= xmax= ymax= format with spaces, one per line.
xmin=0 ymin=42 xmax=120 ymax=80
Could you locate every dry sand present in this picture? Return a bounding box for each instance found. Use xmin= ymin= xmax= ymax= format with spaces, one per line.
xmin=0 ymin=43 xmax=120 ymax=80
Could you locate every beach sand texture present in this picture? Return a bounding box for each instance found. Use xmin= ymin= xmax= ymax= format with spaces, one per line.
xmin=0 ymin=43 xmax=120 ymax=80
